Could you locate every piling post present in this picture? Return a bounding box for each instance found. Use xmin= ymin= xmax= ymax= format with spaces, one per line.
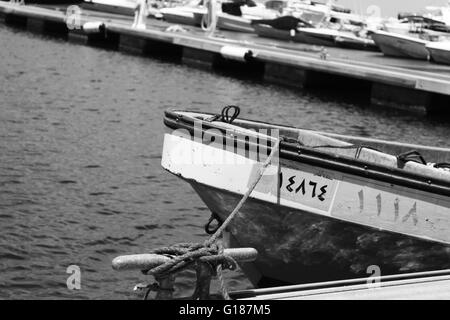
xmin=154 ymin=274 xmax=176 ymax=300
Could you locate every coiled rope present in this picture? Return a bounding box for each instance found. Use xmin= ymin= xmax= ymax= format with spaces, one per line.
xmin=144 ymin=131 xmax=282 ymax=299
xmin=201 ymin=0 xmax=218 ymax=36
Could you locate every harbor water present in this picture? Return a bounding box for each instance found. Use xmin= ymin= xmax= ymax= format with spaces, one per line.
xmin=1 ymin=24 xmax=450 ymax=299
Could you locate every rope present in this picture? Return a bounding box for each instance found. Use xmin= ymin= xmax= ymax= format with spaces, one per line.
xmin=433 ymin=163 xmax=450 ymax=170
xmin=206 ymin=105 xmax=240 ymax=123
xmin=397 ymin=150 xmax=427 ymax=168
xmin=310 ymin=144 xmax=382 ymax=159
xmin=205 ymin=138 xmax=281 ymax=245
xmin=145 ymin=136 xmax=282 ymax=299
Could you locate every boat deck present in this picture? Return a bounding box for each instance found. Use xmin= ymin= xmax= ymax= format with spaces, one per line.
xmin=1 ymin=2 xmax=450 ymax=114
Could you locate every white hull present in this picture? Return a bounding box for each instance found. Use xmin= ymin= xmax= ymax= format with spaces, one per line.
xmin=161 ymin=112 xmax=450 ymax=245
xmin=217 ymin=13 xmax=254 ymax=33
xmin=372 ymin=31 xmax=430 ymax=60
xmin=82 ymin=0 xmax=137 ymax=16
xmin=160 ymin=7 xmax=205 ymax=27
xmin=426 ymin=42 xmax=450 ymax=65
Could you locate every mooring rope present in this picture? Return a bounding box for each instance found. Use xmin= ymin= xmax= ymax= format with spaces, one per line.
xmin=205 ymin=138 xmax=281 ymax=246
xmin=145 ymin=135 xmax=282 ymax=299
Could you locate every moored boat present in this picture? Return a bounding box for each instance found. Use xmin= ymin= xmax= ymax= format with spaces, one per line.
xmin=426 ymin=41 xmax=450 ymax=65
xmin=252 ymin=19 xmax=378 ymax=51
xmin=217 ymin=1 xmax=279 ymax=33
xmin=82 ymin=0 xmax=137 ymax=16
xmin=160 ymin=4 xmax=206 ymax=27
xmin=161 ymin=108 xmax=450 ymax=287
xmin=217 ymin=13 xmax=255 ymax=32
xmin=372 ymin=30 xmax=430 ymax=60
xmin=299 ymin=27 xmax=378 ymax=51
xmin=252 ymin=23 xmax=294 ymax=40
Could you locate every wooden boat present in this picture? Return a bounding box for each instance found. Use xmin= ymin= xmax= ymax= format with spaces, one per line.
xmin=426 ymin=41 xmax=450 ymax=65
xmin=372 ymin=30 xmax=430 ymax=60
xmin=161 ymin=109 xmax=450 ymax=287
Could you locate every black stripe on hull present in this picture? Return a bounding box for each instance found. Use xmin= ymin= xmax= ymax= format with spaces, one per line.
xmin=163 ymin=111 xmax=450 ymax=197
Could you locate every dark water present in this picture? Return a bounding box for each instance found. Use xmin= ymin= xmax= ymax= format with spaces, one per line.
xmin=1 ymin=25 xmax=450 ymax=300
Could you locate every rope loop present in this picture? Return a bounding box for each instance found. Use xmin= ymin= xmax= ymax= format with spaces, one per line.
xmin=221 ymin=105 xmax=240 ymax=124
xmin=204 ymin=212 xmax=222 ymax=235
xmin=205 ymin=105 xmax=241 ymax=124
xmin=397 ymin=150 xmax=427 ymax=168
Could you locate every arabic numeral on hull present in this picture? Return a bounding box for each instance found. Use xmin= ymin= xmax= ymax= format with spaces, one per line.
xmin=281 ymin=172 xmax=328 ymax=201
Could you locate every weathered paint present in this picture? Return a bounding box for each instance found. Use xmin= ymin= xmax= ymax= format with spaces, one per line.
xmin=161 ymin=111 xmax=450 ymax=287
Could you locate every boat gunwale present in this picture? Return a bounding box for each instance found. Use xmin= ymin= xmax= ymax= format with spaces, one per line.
xmin=163 ymin=110 xmax=450 ymax=197
xmin=372 ymin=30 xmax=431 ymax=45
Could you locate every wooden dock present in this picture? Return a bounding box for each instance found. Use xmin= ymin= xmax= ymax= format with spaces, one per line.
xmin=1 ymin=2 xmax=450 ymax=115
xmin=232 ymin=270 xmax=450 ymax=300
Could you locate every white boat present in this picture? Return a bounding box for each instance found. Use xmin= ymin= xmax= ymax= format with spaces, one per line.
xmin=217 ymin=13 xmax=256 ymax=32
xmin=372 ymin=30 xmax=430 ymax=60
xmin=426 ymin=41 xmax=450 ymax=65
xmin=161 ymin=109 xmax=450 ymax=286
xmin=252 ymin=16 xmax=378 ymax=51
xmin=217 ymin=3 xmax=279 ymax=33
xmin=82 ymin=0 xmax=138 ymax=16
xmin=382 ymin=18 xmax=415 ymax=35
xmin=298 ymin=27 xmax=378 ymax=50
xmin=159 ymin=5 xmax=206 ymax=27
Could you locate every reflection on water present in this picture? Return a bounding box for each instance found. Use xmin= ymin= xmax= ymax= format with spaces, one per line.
xmin=0 ymin=26 xmax=449 ymax=299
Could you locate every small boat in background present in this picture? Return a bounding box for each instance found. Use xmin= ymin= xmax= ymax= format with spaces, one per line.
xmin=82 ymin=0 xmax=137 ymax=16
xmin=426 ymin=41 xmax=450 ymax=64
xmin=217 ymin=0 xmax=279 ymax=33
xmin=162 ymin=109 xmax=450 ymax=287
xmin=372 ymin=30 xmax=430 ymax=60
xmin=160 ymin=4 xmax=205 ymax=27
xmin=299 ymin=27 xmax=378 ymax=51
xmin=252 ymin=16 xmax=378 ymax=51
xmin=251 ymin=15 xmax=315 ymax=41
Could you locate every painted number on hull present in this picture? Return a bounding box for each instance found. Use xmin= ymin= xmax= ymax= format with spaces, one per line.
xmin=278 ymin=168 xmax=336 ymax=212
xmin=280 ymin=173 xmax=328 ymax=201
xmin=358 ymin=190 xmax=418 ymax=225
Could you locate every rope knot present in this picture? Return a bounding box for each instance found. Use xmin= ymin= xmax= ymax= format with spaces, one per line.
xmin=144 ymin=241 xmax=237 ymax=278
